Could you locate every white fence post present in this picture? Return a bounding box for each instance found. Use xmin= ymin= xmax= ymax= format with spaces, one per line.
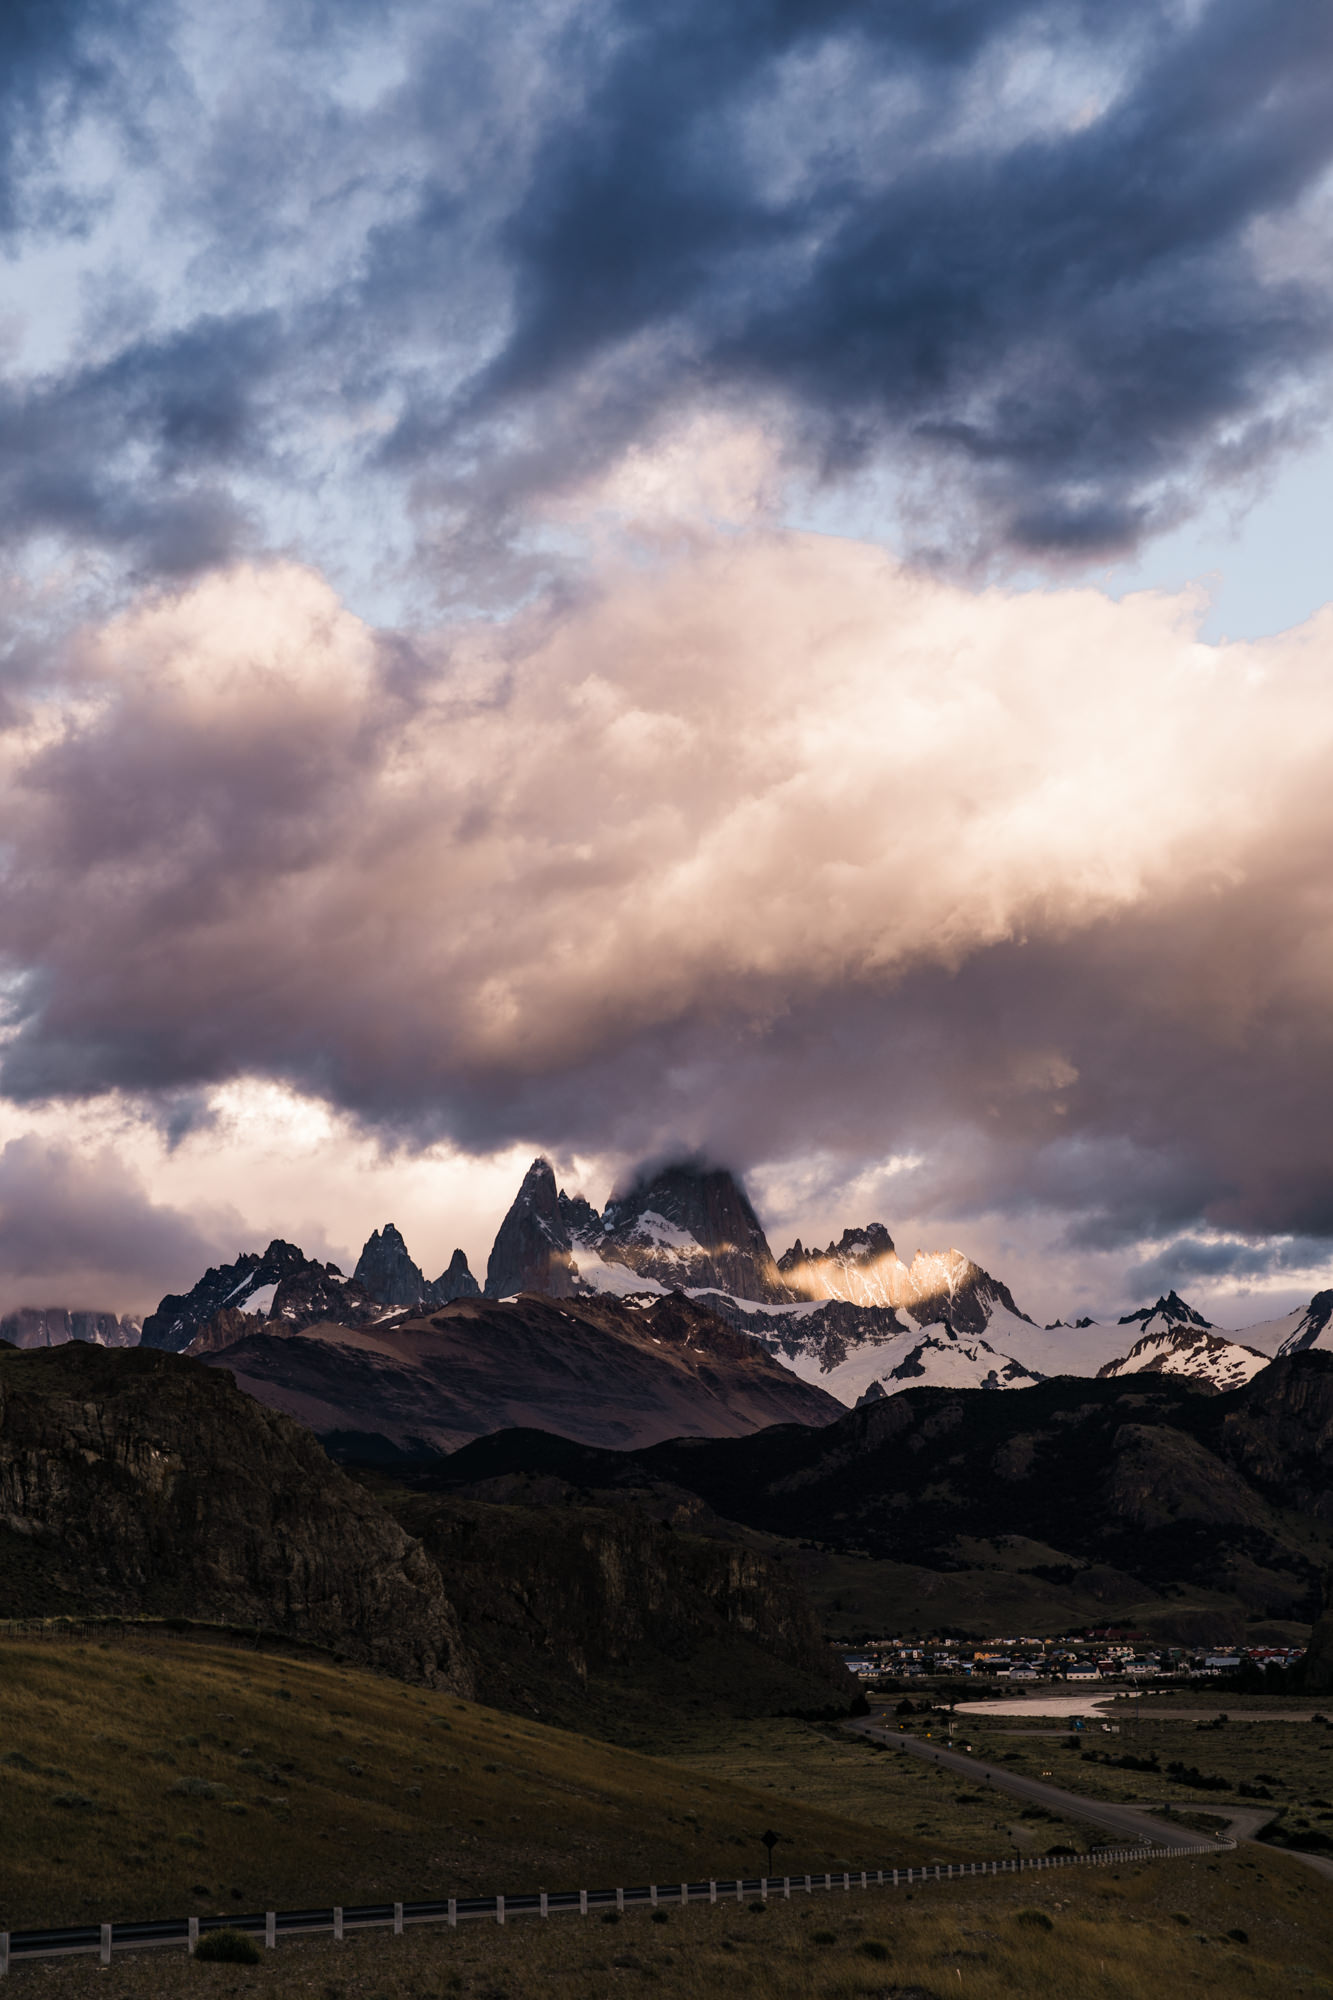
xmin=579 ymin=1890 xmax=588 ymax=1917
xmin=680 ymin=1883 xmax=688 ymax=1907
xmin=804 ymin=1874 xmax=812 ymax=1894
xmin=1 ymin=1931 xmax=9 ymax=1978
xmin=333 ymin=1908 xmax=343 ymax=1943
xmin=784 ymin=1877 xmax=791 ymax=1899
xmin=617 ymin=1888 xmax=624 ymax=1914
xmin=448 ymin=1899 xmax=456 ymax=1929
xmin=709 ymin=1881 xmax=717 ymax=1904
xmin=736 ymin=1878 xmax=744 ymax=1904
xmin=650 ymin=1885 xmax=658 ymax=1908
xmin=188 ymin=1918 xmax=199 ymax=1955
xmin=265 ymin=1911 xmax=275 ymax=1949
xmin=100 ymin=1926 xmax=112 ymax=1966
xmin=393 ymin=1903 xmax=403 ymax=1936
xmin=496 ymin=1896 xmax=505 ymax=1927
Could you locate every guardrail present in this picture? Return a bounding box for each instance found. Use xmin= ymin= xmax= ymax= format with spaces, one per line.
xmin=0 ymin=1839 xmax=1230 ymax=1974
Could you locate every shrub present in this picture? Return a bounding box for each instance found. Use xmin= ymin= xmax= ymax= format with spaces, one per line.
xmin=1228 ymin=1928 xmax=1249 ymax=1944
xmin=171 ymin=1778 xmax=231 ymax=1800
xmin=811 ymin=1929 xmax=836 ymax=1946
xmin=650 ymin=1909 xmax=669 ymax=1925
xmin=194 ymin=1929 xmax=261 ymax=1964
xmin=600 ymin=1911 xmax=620 ymax=1925
xmin=858 ymin=1938 xmax=890 ymax=1960
xmin=1015 ymin=1909 xmax=1053 ymax=1932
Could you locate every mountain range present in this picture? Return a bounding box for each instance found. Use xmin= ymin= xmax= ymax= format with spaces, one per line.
xmin=12 ymin=1157 xmax=1333 ymax=1446
xmin=434 ymin=1350 xmax=1333 ymax=1643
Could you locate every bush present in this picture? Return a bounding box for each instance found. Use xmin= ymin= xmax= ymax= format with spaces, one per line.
xmin=811 ymin=1929 xmax=836 ymax=1946
xmin=858 ymin=1939 xmax=891 ymax=1960
xmin=1228 ymin=1928 xmax=1250 ymax=1944
xmin=194 ymin=1929 xmax=261 ymax=1964
xmin=600 ymin=1911 xmax=620 ymax=1925
xmin=1015 ymin=1909 xmax=1053 ymax=1932
xmin=650 ymin=1909 xmax=669 ymax=1925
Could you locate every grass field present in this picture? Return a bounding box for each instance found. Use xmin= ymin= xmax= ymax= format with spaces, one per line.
xmin=12 ymin=1845 xmax=1333 ymax=2000
xmin=0 ymin=1638 xmax=998 ymax=1932
xmin=662 ymin=1715 xmax=1087 ymax=1858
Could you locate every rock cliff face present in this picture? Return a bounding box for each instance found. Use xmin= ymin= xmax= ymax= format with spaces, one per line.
xmin=352 ymin=1226 xmax=482 ymax=1309
xmin=386 ymin=1487 xmax=853 ymax=1733
xmin=433 ymin=1248 xmax=481 ymax=1302
xmin=0 ymin=1308 xmax=140 ymax=1349
xmin=354 ymin=1223 xmax=430 ymax=1307
xmin=0 ymin=1341 xmax=471 ymax=1690
xmin=484 ymin=1158 xmax=581 ymax=1298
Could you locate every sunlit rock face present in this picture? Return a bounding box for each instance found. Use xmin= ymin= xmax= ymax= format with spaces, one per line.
xmin=778 ymin=1229 xmax=1030 ymax=1336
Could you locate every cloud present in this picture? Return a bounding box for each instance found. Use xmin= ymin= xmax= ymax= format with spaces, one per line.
xmin=3 ymin=538 xmax=1333 ymax=1255
xmin=0 ymin=1133 xmax=236 ymax=1310
xmin=0 ymin=0 xmax=1331 ymax=589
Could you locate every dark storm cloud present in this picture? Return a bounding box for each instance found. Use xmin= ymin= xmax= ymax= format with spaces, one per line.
xmin=2 ymin=0 xmax=1330 ymax=580
xmin=4 ymin=539 xmax=1333 ymax=1263
xmin=1124 ymin=1234 xmax=1328 ymax=1301
xmin=0 ymin=316 xmax=275 ymax=576
xmin=428 ymin=0 xmax=1333 ymax=556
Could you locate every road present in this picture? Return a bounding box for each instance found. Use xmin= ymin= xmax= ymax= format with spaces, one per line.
xmin=843 ymin=1713 xmax=1214 ymax=1851
xmin=842 ymin=1715 xmax=1333 ymax=1880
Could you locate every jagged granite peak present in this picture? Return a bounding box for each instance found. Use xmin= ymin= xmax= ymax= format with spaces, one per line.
xmin=779 ymin=1225 xmax=1031 ymax=1335
xmin=183 ymin=1259 xmax=388 ymax=1357
xmin=1119 ymin=1289 xmax=1213 ymax=1330
xmin=0 ymin=1308 xmax=141 ymax=1350
xmin=354 ymin=1223 xmax=429 ymax=1308
xmin=432 ymin=1248 xmax=481 ymax=1302
xmin=779 ymin=1222 xmax=897 ymax=1276
xmin=484 ymin=1157 xmax=580 ymax=1299
xmin=1098 ymin=1324 xmax=1270 ymax=1392
xmin=140 ymin=1239 xmax=313 ymax=1353
xmin=596 ymin=1160 xmax=792 ymax=1304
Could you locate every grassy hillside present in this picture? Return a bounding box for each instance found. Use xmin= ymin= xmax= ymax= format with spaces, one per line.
xmin=0 ymin=1637 xmax=986 ymax=1932
xmin=16 ymin=1844 xmax=1333 ymax=2000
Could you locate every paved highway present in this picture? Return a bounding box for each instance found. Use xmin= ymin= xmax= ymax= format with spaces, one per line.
xmin=842 ymin=1713 xmax=1214 ymax=1851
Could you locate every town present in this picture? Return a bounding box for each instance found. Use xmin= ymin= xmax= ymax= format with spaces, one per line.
xmin=841 ymin=1635 xmax=1307 ymax=1684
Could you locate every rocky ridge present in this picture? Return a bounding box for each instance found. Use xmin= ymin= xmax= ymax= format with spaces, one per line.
xmin=0 ymin=1339 xmax=471 ymax=1687
xmin=196 ymin=1288 xmax=844 ymax=1458
xmin=1099 ymin=1324 xmax=1271 ymax=1391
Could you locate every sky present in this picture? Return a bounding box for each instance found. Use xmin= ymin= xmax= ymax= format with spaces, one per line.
xmin=1 ymin=0 xmax=1333 ymax=1328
